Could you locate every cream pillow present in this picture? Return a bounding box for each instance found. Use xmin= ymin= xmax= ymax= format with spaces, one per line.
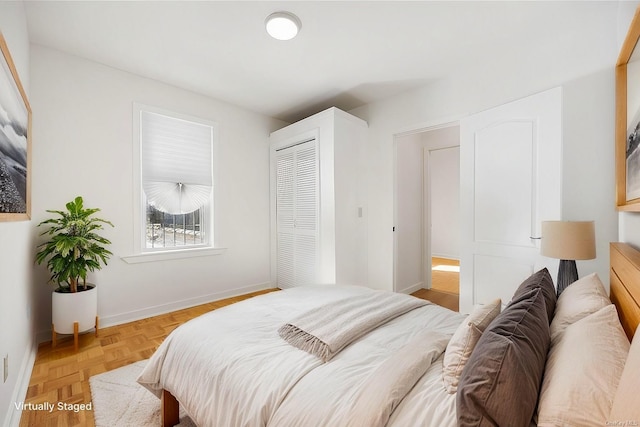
xmin=550 ymin=272 xmax=610 ymax=342
xmin=608 ymin=324 xmax=640 ymax=423
xmin=442 ymin=298 xmax=501 ymax=393
xmin=537 ymin=304 xmax=630 ymax=427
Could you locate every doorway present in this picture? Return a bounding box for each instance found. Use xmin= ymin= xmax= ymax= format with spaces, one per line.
xmin=428 ymin=143 xmax=460 ymax=295
xmin=393 ymin=123 xmax=460 ymax=300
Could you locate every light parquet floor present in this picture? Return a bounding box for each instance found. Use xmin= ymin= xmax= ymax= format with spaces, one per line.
xmin=18 ymin=286 xmax=455 ymax=427
xmin=19 ymin=289 xmax=278 ymax=427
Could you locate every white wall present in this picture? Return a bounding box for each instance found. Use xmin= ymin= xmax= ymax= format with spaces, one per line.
xmin=350 ymin=2 xmax=622 ymax=292
xmin=561 ymin=69 xmax=618 ymax=290
xmin=430 ymin=145 xmax=460 ymax=259
xmin=395 ymin=133 xmax=423 ymax=293
xmin=0 ymin=4 xmax=36 ymax=427
xmin=29 ymin=45 xmax=287 ymax=337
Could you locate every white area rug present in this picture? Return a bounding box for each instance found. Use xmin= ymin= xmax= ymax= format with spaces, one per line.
xmin=89 ymin=360 xmax=196 ymax=427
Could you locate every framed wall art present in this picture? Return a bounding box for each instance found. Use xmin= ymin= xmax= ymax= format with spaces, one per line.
xmin=616 ymin=7 xmax=640 ymax=211
xmin=0 ymin=31 xmax=31 ymax=221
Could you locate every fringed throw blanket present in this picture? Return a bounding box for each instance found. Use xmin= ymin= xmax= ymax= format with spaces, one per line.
xmin=278 ymin=291 xmax=430 ymax=362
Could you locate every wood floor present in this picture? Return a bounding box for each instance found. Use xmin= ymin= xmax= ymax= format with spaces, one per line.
xmin=19 ymin=289 xmax=277 ymax=427
xmin=431 ymin=257 xmax=460 ymax=294
xmin=412 ymin=288 xmax=458 ymax=312
xmin=19 ymin=287 xmax=456 ymax=427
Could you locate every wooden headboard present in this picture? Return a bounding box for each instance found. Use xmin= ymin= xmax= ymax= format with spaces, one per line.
xmin=610 ymin=243 xmax=640 ymax=341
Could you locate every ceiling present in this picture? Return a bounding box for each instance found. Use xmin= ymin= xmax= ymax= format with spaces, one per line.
xmin=24 ymin=1 xmax=622 ymax=123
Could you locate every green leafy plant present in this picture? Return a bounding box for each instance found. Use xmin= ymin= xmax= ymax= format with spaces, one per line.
xmin=36 ymin=196 xmax=114 ymax=293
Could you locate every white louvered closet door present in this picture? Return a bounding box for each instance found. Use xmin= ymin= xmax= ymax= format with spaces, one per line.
xmin=276 ymin=140 xmax=319 ymax=288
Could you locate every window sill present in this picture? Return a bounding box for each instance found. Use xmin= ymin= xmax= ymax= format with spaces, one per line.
xmin=121 ymin=247 xmax=227 ymax=264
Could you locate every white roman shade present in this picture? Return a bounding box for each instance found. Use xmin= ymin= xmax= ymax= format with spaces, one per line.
xmin=141 ymin=111 xmax=213 ymax=214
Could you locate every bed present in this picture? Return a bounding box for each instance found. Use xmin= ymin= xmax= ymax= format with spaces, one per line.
xmin=138 ymin=242 xmax=640 ymax=427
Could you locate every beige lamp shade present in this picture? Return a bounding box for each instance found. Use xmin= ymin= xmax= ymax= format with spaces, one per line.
xmin=541 ymin=221 xmax=596 ymax=260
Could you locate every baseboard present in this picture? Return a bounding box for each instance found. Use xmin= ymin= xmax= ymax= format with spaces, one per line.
xmin=35 ymin=329 xmax=50 ymax=346
xmin=431 ymin=254 xmax=460 ymax=261
xmin=34 ymin=282 xmax=275 ymax=344
xmin=81 ymin=282 xmax=273 ymax=333
xmin=397 ymin=282 xmax=423 ymax=295
xmin=3 ymin=336 xmax=37 ymax=427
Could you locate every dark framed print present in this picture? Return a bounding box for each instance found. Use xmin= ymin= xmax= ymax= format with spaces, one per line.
xmin=0 ymin=31 xmax=31 ymax=220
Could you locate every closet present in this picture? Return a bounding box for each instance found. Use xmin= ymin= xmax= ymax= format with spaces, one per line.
xmin=270 ymin=107 xmax=368 ymax=288
xmin=274 ymin=139 xmax=318 ymax=288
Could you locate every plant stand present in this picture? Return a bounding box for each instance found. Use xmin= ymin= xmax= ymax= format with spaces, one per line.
xmin=51 ymin=285 xmax=99 ymax=351
xmin=52 ymin=316 xmax=99 ymax=351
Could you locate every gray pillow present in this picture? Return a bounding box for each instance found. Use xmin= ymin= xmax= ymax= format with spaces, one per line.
xmin=456 ymin=287 xmax=550 ymax=427
xmin=512 ymin=268 xmax=556 ymax=324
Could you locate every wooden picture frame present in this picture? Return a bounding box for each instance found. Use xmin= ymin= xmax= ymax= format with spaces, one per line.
xmin=0 ymin=31 xmax=31 ymax=221
xmin=617 ymin=7 xmax=640 ymax=211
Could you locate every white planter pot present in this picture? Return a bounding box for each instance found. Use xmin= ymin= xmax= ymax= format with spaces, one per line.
xmin=52 ymin=284 xmax=98 ymax=334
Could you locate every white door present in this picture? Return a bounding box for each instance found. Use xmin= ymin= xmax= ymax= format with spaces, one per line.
xmin=275 ymin=140 xmax=319 ymax=288
xmin=459 ymin=88 xmax=562 ymax=314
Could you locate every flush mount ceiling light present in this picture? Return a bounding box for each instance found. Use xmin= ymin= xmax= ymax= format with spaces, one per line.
xmin=265 ymin=11 xmax=301 ymax=41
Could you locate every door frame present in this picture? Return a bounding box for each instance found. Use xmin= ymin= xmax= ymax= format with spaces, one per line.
xmin=392 ymin=116 xmax=462 ymax=293
xmin=423 ymin=141 xmax=461 ymax=287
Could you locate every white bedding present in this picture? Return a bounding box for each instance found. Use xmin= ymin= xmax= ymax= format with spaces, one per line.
xmin=138 ymin=285 xmax=464 ymax=427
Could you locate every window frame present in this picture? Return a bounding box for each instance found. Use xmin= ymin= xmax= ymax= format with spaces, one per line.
xmin=124 ymin=103 xmax=225 ymax=264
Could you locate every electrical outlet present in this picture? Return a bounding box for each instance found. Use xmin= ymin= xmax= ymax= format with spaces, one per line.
xmin=3 ymin=354 xmax=7 ymax=383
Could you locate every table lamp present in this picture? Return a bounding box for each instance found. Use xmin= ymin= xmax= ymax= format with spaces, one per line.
xmin=541 ymin=221 xmax=596 ymax=296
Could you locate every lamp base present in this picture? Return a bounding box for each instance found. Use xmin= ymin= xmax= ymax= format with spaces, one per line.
xmin=556 ymin=259 xmax=578 ymax=297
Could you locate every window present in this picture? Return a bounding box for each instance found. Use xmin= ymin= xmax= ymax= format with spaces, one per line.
xmin=145 ymin=205 xmax=206 ymax=249
xmin=133 ymin=105 xmax=217 ymax=257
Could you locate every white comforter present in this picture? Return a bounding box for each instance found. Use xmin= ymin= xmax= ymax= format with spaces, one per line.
xmin=138 ymin=285 xmax=464 ymax=426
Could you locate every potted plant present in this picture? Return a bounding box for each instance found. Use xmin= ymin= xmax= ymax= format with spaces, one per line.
xmin=36 ymin=196 xmax=113 ymax=347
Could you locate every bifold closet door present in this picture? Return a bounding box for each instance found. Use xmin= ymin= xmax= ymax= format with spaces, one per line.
xmin=275 ymin=139 xmax=319 ymax=288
